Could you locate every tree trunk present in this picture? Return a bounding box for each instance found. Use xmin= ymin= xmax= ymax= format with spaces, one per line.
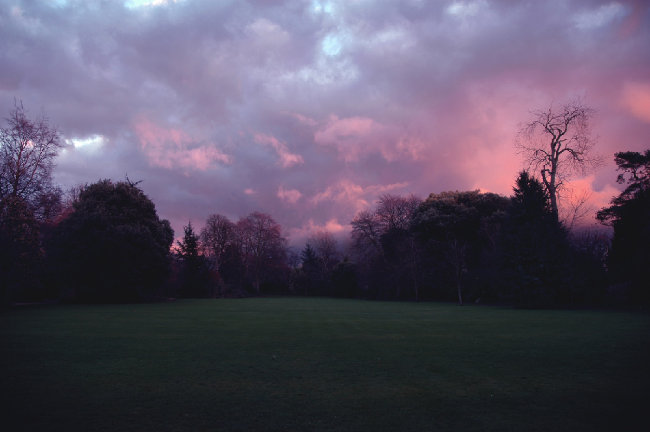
xmin=549 ymin=159 xmax=559 ymax=221
xmin=413 ymin=273 xmax=419 ymax=302
xmin=254 ymin=276 xmax=260 ymax=295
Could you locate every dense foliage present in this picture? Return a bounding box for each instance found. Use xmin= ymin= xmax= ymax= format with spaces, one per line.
xmin=597 ymin=150 xmax=650 ymax=304
xmin=48 ymin=180 xmax=174 ymax=302
xmin=1 ymin=105 xmax=646 ymax=308
xmin=411 ymin=190 xmax=509 ymax=304
xmin=499 ymin=172 xmax=571 ymax=307
xmin=0 ymin=195 xmax=42 ymax=304
xmin=175 ymin=222 xmax=213 ymax=298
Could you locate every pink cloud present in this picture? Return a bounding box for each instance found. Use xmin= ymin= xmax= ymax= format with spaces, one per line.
xmin=254 ymin=133 xmax=304 ymax=168
xmin=288 ymin=218 xmax=348 ymax=244
xmin=314 ymin=115 xmax=381 ymax=162
xmin=311 ymin=179 xmax=409 ymax=213
xmin=9 ymin=0 xmax=649 ymax=244
xmin=288 ymin=112 xmax=318 ymax=126
xmin=621 ymin=81 xmax=650 ymax=123
xmin=560 ymin=175 xmax=621 ymax=227
xmin=314 ymin=115 xmax=425 ymax=162
xmin=277 ymin=186 xmax=302 ymax=204
xmin=134 ymin=118 xmax=231 ymax=172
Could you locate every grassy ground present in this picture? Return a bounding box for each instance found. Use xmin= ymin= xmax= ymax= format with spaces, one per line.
xmin=1 ymin=298 xmax=649 ymax=431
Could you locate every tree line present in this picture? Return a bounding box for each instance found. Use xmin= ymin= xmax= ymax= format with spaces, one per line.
xmin=1 ymin=101 xmax=648 ymax=308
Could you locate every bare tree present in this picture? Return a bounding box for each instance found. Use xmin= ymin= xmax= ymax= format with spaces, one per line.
xmin=559 ymin=188 xmax=593 ymax=231
xmin=236 ymin=212 xmax=287 ymax=294
xmin=201 ymin=214 xmax=236 ymax=272
xmin=0 ymin=101 xmax=62 ymax=210
xmin=351 ymin=194 xmax=423 ymax=300
xmin=0 ymin=102 xmax=63 ymax=304
xmin=375 ymin=193 xmax=421 ymax=231
xmin=350 ymin=210 xmax=383 ymax=258
xmin=307 ymin=231 xmax=340 ymax=273
xmin=516 ymin=99 xmax=601 ymax=221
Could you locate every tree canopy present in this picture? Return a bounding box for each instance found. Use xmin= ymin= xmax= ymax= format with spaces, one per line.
xmin=411 ymin=190 xmax=510 ymax=304
xmin=50 ymin=180 xmax=174 ymax=302
xmin=0 ymin=102 xmax=62 ymax=214
xmin=1 ymin=102 xmax=63 ymax=306
xmin=597 ymin=150 xmax=650 ymax=304
xmin=500 ymin=171 xmax=571 ymax=307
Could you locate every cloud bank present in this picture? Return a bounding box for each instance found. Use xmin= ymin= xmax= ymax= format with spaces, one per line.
xmin=1 ymin=0 xmax=649 ymax=245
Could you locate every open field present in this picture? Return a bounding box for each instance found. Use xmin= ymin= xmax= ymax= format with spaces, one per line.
xmin=1 ymin=298 xmax=649 ymax=431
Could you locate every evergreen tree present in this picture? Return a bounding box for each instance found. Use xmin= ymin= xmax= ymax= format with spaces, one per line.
xmin=501 ymin=171 xmax=570 ymax=307
xmin=300 ymin=243 xmax=319 ymax=295
xmin=176 ymin=222 xmax=211 ymax=298
xmin=598 ymin=150 xmax=650 ymax=304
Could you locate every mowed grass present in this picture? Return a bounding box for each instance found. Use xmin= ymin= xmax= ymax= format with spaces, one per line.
xmin=1 ymin=298 xmax=649 ymax=432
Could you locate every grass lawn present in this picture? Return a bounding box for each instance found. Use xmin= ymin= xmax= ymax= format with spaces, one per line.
xmin=1 ymin=298 xmax=649 ymax=431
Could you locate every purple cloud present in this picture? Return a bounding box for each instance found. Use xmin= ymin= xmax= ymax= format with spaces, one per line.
xmin=1 ymin=0 xmax=649 ymax=245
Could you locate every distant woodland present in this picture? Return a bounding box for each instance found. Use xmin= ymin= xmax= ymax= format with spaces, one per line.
xmin=1 ymin=102 xmax=648 ymax=308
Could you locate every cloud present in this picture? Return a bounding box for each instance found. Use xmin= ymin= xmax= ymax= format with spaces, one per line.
xmin=573 ymin=2 xmax=627 ymax=30
xmin=560 ymin=175 xmax=621 ymax=227
xmin=64 ymin=134 xmax=106 ymax=153
xmin=314 ymin=116 xmax=377 ymax=161
xmin=288 ymin=217 xmax=347 ymax=244
xmin=621 ymin=81 xmax=650 ymax=123
xmin=277 ymin=186 xmax=302 ymax=204
xmin=124 ymin=0 xmax=184 ymax=9
xmin=314 ymin=115 xmax=424 ymax=162
xmin=311 ymin=179 xmax=409 ymax=213
xmin=446 ymin=0 xmax=487 ymax=19
xmin=254 ymin=133 xmax=304 ymax=168
xmin=2 ymin=0 xmax=649 ymax=244
xmin=134 ymin=118 xmax=231 ymax=172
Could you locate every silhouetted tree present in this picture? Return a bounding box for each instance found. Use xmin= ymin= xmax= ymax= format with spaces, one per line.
xmin=176 ymin=222 xmax=212 ymax=298
xmin=49 ymin=180 xmax=174 ymax=303
xmin=178 ymin=222 xmax=199 ymax=257
xmin=297 ymin=231 xmax=342 ymax=295
xmin=597 ymin=150 xmax=650 ymax=304
xmin=309 ymin=231 xmax=340 ymax=274
xmin=200 ymin=214 xmax=235 ymax=271
xmin=0 ymin=101 xmax=62 ymax=215
xmin=566 ymin=228 xmax=609 ymax=305
xmin=351 ymin=210 xmax=383 ymax=260
xmin=299 ymin=242 xmax=319 ymax=295
xmin=377 ymin=194 xmax=422 ymax=299
xmin=350 ymin=194 xmax=422 ymax=299
xmin=412 ymin=190 xmax=509 ymax=304
xmin=0 ymin=102 xmax=63 ymax=305
xmin=375 ymin=194 xmax=421 ymax=232
xmin=236 ymin=212 xmax=288 ymax=294
xmin=516 ymin=99 xmax=601 ymax=221
xmin=331 ymin=258 xmax=358 ymax=298
xmin=0 ymin=196 xmax=41 ymax=305
xmin=500 ymin=171 xmax=570 ymax=307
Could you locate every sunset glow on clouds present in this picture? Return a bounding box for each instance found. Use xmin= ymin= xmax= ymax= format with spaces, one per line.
xmin=1 ymin=0 xmax=649 ymax=245
xmin=135 ymin=118 xmax=232 ymax=172
xmin=254 ymin=133 xmax=304 ymax=168
xmin=621 ymin=81 xmax=650 ymax=123
xmin=277 ymin=186 xmax=302 ymax=204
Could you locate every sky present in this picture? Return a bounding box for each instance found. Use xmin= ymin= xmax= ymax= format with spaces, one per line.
xmin=1 ymin=0 xmax=649 ymax=246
